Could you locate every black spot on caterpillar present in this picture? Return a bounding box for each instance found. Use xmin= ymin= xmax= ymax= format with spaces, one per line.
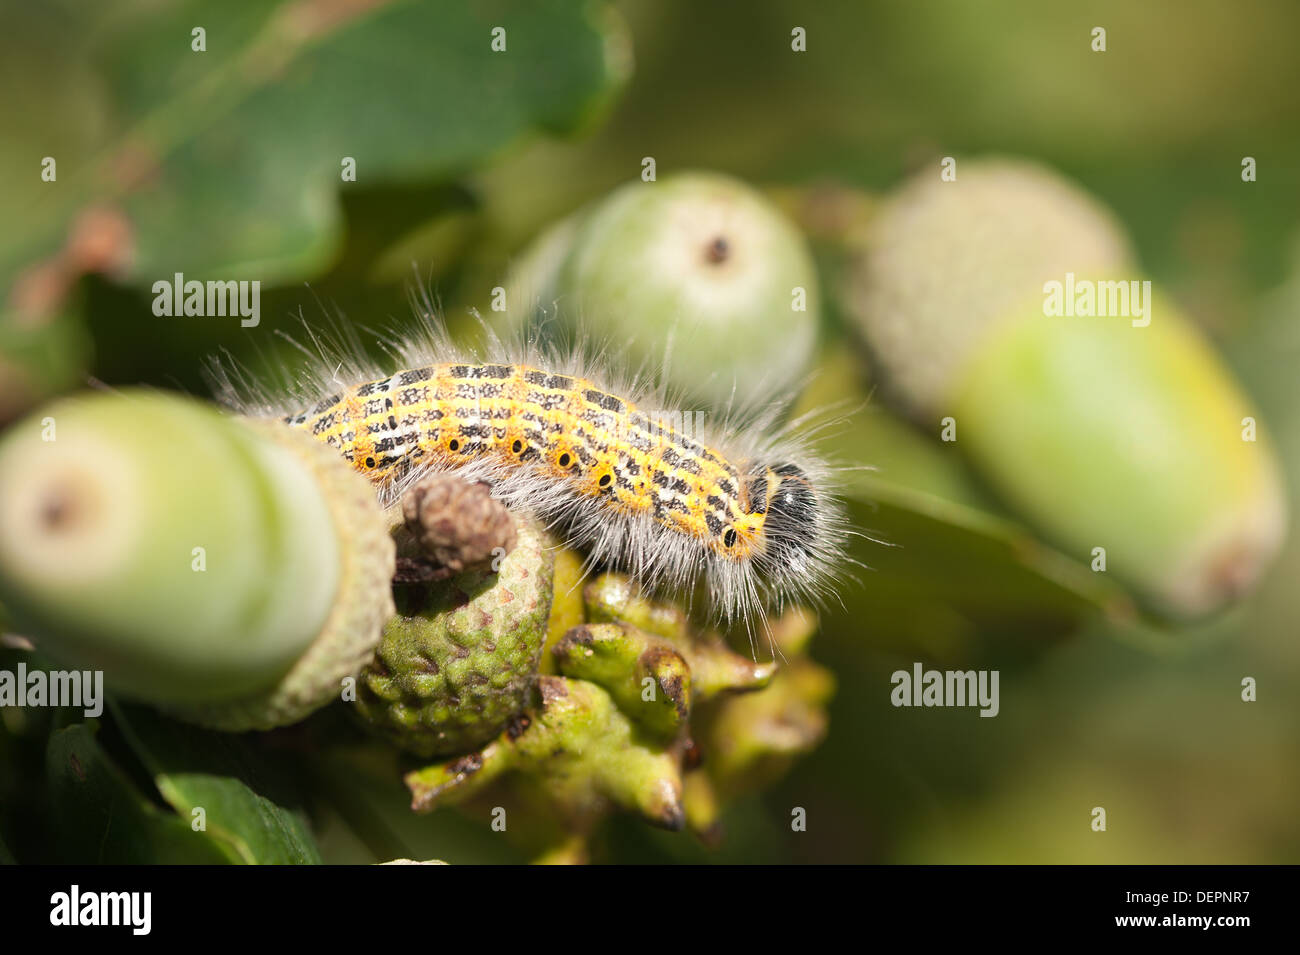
xmin=209 ymin=310 xmax=851 ymax=632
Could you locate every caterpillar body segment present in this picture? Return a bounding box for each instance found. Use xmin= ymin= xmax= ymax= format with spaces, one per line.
xmin=215 ymin=318 xmax=848 ymax=625
xmin=285 ymin=361 xmax=802 ymax=564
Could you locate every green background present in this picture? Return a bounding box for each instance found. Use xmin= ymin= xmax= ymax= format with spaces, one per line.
xmin=1 ymin=0 xmax=1297 ymax=863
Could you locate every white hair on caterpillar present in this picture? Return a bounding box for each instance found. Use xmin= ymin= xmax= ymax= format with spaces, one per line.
xmin=206 ymin=288 xmax=857 ymax=648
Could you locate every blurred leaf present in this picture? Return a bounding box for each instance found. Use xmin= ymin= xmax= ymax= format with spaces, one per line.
xmin=1228 ymin=237 xmax=1300 ymax=476
xmin=1 ymin=0 xmax=630 ymax=294
xmin=110 ymin=702 xmax=321 ymax=864
xmin=1218 ymin=234 xmax=1300 ymax=646
xmin=306 ymin=734 xmax=522 ymax=864
xmin=45 ymin=721 xmax=235 ymax=863
xmin=0 ymin=303 xmax=93 ymax=424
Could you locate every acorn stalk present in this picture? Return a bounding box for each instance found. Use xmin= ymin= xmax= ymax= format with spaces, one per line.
xmin=0 ymin=391 xmax=394 ymax=727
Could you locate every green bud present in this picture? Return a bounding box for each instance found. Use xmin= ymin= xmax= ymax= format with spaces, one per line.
xmin=581 ymin=572 xmax=774 ymax=697
xmin=552 ymin=622 xmax=690 ymax=741
xmin=683 ymin=607 xmax=834 ymax=838
xmin=405 ymin=675 xmax=685 ymax=832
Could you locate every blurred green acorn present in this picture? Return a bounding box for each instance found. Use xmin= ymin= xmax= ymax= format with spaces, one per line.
xmin=506 ymin=171 xmax=821 ymax=411
xmin=0 ymin=391 xmax=395 ymax=727
xmin=844 ymin=158 xmax=1287 ymax=618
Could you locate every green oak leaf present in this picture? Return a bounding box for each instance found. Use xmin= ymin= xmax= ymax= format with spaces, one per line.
xmin=1 ymin=0 xmax=630 ymax=296
xmin=109 ymin=701 xmax=322 ymax=864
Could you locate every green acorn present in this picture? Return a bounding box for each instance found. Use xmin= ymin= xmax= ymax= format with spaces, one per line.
xmin=0 ymin=391 xmax=395 ymax=728
xmin=353 ymin=507 xmax=554 ymax=759
xmin=844 ymin=158 xmax=1287 ymax=618
xmin=506 ymin=171 xmax=821 ymax=411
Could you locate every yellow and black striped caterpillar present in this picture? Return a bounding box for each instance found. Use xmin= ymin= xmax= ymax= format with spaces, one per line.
xmin=215 ymin=316 xmax=848 ymax=626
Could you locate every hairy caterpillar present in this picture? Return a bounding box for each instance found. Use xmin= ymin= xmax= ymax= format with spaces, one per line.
xmin=212 ymin=311 xmax=849 ymax=628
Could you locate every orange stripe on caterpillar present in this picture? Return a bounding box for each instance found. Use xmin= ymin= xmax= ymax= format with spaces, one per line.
xmin=210 ymin=312 xmax=848 ymax=625
xmin=282 ymin=361 xmax=798 ymax=562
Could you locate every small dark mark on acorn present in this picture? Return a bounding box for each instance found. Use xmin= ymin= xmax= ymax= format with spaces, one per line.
xmin=661 ymin=677 xmax=686 ymax=717
xmin=539 ymin=675 xmax=568 ymax=705
xmin=448 ymin=753 xmax=483 ymax=777
xmin=682 ymin=737 xmax=703 ymax=771
xmin=705 ymin=235 xmax=730 ymax=264
xmin=556 ymin=625 xmax=595 ymax=652
xmin=39 ymin=490 xmax=73 ymax=531
xmin=506 ymin=713 xmax=531 ymax=741
xmin=657 ymin=801 xmax=686 ymax=832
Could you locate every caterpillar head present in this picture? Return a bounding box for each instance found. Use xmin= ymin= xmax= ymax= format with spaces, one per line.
xmin=747 ymin=462 xmax=821 ymax=578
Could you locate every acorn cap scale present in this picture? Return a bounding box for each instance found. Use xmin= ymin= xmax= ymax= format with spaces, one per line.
xmin=355 ymin=515 xmax=554 ymax=758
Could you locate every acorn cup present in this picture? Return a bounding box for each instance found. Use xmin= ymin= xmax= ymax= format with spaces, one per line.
xmin=0 ymin=391 xmax=395 ymax=729
xmin=505 ymin=171 xmax=821 ymax=412
xmin=843 ymin=158 xmax=1287 ymax=618
xmin=353 ymin=501 xmax=555 ymax=760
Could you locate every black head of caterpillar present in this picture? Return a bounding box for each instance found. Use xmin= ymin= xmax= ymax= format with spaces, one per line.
xmin=743 ymin=462 xmax=822 ymax=578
